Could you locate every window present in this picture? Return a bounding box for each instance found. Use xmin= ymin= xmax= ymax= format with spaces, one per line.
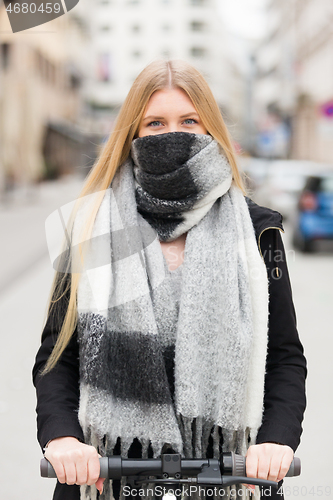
xmin=190 ymin=21 xmax=205 ymax=32
xmin=1 ymin=43 xmax=11 ymax=70
xmin=190 ymin=46 xmax=206 ymax=57
xmin=68 ymin=63 xmax=82 ymax=90
xmin=97 ymin=53 xmax=112 ymax=82
xmin=48 ymin=61 xmax=56 ymax=85
xmin=35 ymin=51 xmax=43 ymax=78
xmin=34 ymin=50 xmax=58 ymax=84
xmin=321 ymin=176 xmax=333 ymax=193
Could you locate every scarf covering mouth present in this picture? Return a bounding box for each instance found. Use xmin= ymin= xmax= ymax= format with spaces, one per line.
xmin=131 ymin=132 xmax=233 ymax=241
xmin=74 ymin=132 xmax=269 ymax=500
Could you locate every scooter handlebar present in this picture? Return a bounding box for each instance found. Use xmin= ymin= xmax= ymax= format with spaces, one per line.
xmin=40 ymin=453 xmax=301 ymax=480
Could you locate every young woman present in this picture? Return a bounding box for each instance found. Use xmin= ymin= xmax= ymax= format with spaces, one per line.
xmin=33 ymin=60 xmax=307 ymax=500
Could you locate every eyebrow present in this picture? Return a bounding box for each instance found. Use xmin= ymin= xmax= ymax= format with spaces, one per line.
xmin=142 ymin=112 xmax=200 ymax=122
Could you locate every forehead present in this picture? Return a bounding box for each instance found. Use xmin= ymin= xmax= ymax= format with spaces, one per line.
xmin=144 ymin=88 xmax=196 ymax=115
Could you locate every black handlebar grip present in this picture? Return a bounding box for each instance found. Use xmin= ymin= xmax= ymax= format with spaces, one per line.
xmin=233 ymin=454 xmax=301 ymax=478
xmin=40 ymin=458 xmax=57 ymax=478
xmin=99 ymin=457 xmax=109 ymax=479
xmin=40 ymin=457 xmax=110 ymax=479
xmin=286 ymin=457 xmax=301 ymax=477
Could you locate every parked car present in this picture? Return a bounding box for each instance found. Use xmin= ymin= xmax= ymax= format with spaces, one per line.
xmin=292 ymin=171 xmax=333 ymax=252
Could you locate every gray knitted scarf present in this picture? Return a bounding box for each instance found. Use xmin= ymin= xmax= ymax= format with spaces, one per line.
xmin=74 ymin=133 xmax=269 ymax=500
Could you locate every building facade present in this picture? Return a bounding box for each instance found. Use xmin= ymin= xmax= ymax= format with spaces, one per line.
xmin=254 ymin=0 xmax=333 ymax=162
xmin=0 ymin=3 xmax=89 ymax=193
xmin=81 ymin=0 xmax=232 ymax=134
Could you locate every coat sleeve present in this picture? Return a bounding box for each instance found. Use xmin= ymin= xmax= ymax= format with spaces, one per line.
xmin=32 ymin=276 xmax=84 ymax=451
xmin=255 ymin=229 xmax=307 ymax=452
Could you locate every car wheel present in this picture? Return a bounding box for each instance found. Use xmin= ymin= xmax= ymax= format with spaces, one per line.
xmin=302 ymin=239 xmax=314 ymax=252
xmin=292 ymin=231 xmax=314 ymax=253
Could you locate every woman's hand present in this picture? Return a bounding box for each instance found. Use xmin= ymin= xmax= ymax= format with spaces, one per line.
xmin=44 ymin=436 xmax=105 ymax=495
xmin=244 ymin=442 xmax=294 ymax=491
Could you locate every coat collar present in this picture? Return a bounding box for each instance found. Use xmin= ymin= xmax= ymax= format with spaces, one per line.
xmin=245 ymin=196 xmax=284 ymax=242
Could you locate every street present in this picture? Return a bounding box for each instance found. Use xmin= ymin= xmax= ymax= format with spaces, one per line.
xmin=281 ymin=231 xmax=333 ymax=498
xmin=0 ymin=177 xmax=332 ymax=499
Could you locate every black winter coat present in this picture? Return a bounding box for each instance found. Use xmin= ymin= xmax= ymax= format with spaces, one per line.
xmin=32 ymin=198 xmax=307 ymax=500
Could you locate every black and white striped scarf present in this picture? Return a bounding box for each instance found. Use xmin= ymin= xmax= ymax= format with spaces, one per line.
xmin=74 ymin=133 xmax=269 ymax=500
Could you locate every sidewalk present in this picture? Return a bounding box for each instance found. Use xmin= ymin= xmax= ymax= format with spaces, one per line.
xmin=0 ymin=174 xmax=85 ymax=295
xmin=0 ymin=175 xmax=85 ymax=499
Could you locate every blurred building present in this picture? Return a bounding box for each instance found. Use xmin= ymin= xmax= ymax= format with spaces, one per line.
xmin=81 ymin=0 xmax=232 ymax=134
xmin=0 ymin=0 xmax=243 ymax=194
xmin=254 ymin=0 xmax=333 ymax=163
xmin=207 ymin=30 xmax=252 ymax=154
xmin=0 ymin=3 xmax=89 ymax=194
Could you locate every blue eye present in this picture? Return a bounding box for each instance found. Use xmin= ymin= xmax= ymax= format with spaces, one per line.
xmin=184 ymin=118 xmax=197 ymax=125
xmin=148 ymin=121 xmax=163 ymax=127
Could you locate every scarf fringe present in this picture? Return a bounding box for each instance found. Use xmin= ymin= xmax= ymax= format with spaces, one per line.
xmin=81 ymin=420 xmax=261 ymax=500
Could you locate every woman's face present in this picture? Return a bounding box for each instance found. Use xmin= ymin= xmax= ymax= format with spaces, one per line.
xmin=138 ymin=87 xmax=208 ymax=138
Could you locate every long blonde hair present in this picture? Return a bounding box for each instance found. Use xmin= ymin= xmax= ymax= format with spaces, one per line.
xmin=42 ymin=59 xmax=246 ymax=374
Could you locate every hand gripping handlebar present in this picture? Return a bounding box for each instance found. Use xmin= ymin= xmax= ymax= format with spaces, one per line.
xmin=41 ymin=452 xmax=301 ymax=490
